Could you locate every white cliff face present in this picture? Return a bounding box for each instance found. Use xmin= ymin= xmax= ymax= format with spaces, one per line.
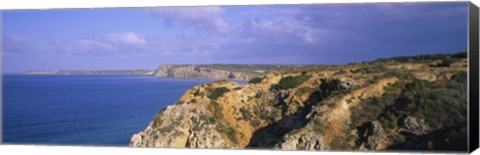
xmin=154 ymin=65 xmax=172 ymax=77
xmin=153 ymin=65 xmax=256 ymax=81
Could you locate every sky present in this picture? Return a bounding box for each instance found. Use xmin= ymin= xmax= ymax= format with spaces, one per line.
xmin=2 ymin=2 xmax=469 ymax=73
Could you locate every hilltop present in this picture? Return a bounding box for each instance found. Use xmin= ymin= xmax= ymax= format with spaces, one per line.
xmin=130 ymin=52 xmax=468 ymax=151
xmin=153 ymin=64 xmax=288 ymax=81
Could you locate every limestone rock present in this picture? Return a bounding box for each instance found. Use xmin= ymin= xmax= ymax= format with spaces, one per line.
xmin=131 ymin=57 xmax=467 ymax=151
xmin=359 ymin=121 xmax=389 ymax=151
xmin=154 ymin=65 xmax=257 ymax=81
xmin=278 ymin=134 xmax=326 ymax=150
xmin=399 ymin=116 xmax=431 ymax=136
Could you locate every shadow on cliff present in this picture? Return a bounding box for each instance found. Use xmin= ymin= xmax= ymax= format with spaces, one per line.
xmin=246 ymin=79 xmax=346 ymax=148
xmin=386 ymin=122 xmax=467 ymax=152
xmin=246 ymin=90 xmax=325 ymax=148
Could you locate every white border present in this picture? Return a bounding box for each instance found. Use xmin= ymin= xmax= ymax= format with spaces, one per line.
xmin=0 ymin=0 xmax=478 ymax=155
xmin=0 ymin=0 xmax=473 ymax=10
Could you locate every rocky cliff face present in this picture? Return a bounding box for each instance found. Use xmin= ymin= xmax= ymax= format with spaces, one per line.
xmin=153 ymin=65 xmax=256 ymax=81
xmin=131 ymin=57 xmax=468 ymax=151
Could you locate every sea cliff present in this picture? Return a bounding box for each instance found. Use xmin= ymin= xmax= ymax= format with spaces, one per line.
xmin=24 ymin=64 xmax=283 ymax=81
xmin=24 ymin=70 xmax=154 ymax=75
xmin=130 ymin=52 xmax=469 ymax=151
xmin=153 ymin=65 xmax=259 ymax=81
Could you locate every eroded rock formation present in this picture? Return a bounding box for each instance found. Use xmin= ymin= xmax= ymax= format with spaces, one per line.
xmin=131 ymin=56 xmax=468 ymax=152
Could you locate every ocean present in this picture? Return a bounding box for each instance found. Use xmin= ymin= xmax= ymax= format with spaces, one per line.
xmin=1 ymin=74 xmax=227 ymax=146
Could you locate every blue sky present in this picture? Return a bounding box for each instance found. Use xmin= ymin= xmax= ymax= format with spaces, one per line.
xmin=2 ymin=2 xmax=468 ymax=73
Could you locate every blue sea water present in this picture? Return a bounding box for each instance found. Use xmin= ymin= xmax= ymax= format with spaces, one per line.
xmin=1 ymin=74 xmax=224 ymax=146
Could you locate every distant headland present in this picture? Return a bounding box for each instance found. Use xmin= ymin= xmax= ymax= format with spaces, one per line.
xmin=23 ymin=64 xmax=316 ymax=81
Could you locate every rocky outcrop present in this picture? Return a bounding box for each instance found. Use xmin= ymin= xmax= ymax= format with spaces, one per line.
xmin=129 ymin=77 xmax=280 ymax=148
xmin=358 ymin=121 xmax=389 ymax=151
xmin=277 ymin=77 xmax=399 ymax=151
xmin=399 ymin=116 xmax=431 ymax=136
xmin=153 ymin=65 xmax=257 ymax=81
xmin=131 ymin=57 xmax=468 ymax=151
xmin=130 ymin=70 xmax=402 ymax=149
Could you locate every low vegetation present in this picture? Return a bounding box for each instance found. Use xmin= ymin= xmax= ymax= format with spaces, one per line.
xmin=132 ymin=51 xmax=468 ymax=151
xmin=273 ymin=74 xmax=310 ymax=90
xmin=353 ymin=64 xmax=387 ymax=74
xmin=248 ymin=77 xmax=264 ymax=84
xmin=208 ymin=101 xmax=224 ymax=119
xmin=208 ymin=87 xmax=230 ymax=100
xmin=350 ymin=71 xmax=467 ymax=150
xmin=372 ymin=51 xmax=466 ymax=64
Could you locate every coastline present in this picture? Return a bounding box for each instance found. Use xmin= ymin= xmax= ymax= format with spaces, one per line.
xmin=15 ymin=73 xmax=251 ymax=82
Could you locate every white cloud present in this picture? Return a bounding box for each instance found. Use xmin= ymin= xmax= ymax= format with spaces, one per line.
xmin=77 ymin=39 xmax=117 ymax=52
xmin=2 ymin=34 xmax=34 ymax=53
xmin=105 ymin=32 xmax=146 ymax=45
xmin=235 ymin=17 xmax=324 ymax=44
xmin=40 ymin=7 xmax=327 ymax=59
xmin=45 ymin=33 xmax=149 ymax=55
xmin=143 ymin=6 xmax=229 ymax=32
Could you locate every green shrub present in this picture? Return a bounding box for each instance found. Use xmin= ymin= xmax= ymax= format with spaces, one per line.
xmin=437 ymin=57 xmax=456 ymax=67
xmin=372 ymin=51 xmax=466 ymax=63
xmin=255 ymin=92 xmax=262 ymax=98
xmin=248 ymin=77 xmax=264 ymax=84
xmin=451 ymin=71 xmax=467 ymax=83
xmin=273 ymin=75 xmax=310 ymax=90
xmin=367 ymin=78 xmax=379 ymax=84
xmin=349 ymin=73 xmax=467 ymax=150
xmin=225 ymin=127 xmax=237 ymax=143
xmin=209 ymin=101 xmax=224 ymax=119
xmin=250 ymin=120 xmax=261 ymax=128
xmin=191 ymin=98 xmax=197 ymax=103
xmin=334 ymin=69 xmax=347 ymax=75
xmin=296 ymin=87 xmax=313 ymax=96
xmin=312 ymin=118 xmax=325 ymax=131
xmin=159 ymin=125 xmax=174 ymax=133
xmin=405 ymin=79 xmax=431 ymax=91
xmin=354 ymin=64 xmax=386 ymax=74
xmin=213 ymin=124 xmax=238 ymax=143
xmin=208 ymin=87 xmax=230 ymax=100
xmin=175 ymin=100 xmax=184 ymax=105
xmin=208 ymin=116 xmax=217 ymax=124
xmin=376 ymin=75 xmax=466 ymax=130
xmin=215 ymin=123 xmax=225 ymax=132
xmin=399 ymin=80 xmax=467 ymax=129
xmin=234 ymin=87 xmax=242 ymax=91
xmin=384 ymin=70 xmax=415 ymax=80
xmin=240 ymin=107 xmax=252 ymax=120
